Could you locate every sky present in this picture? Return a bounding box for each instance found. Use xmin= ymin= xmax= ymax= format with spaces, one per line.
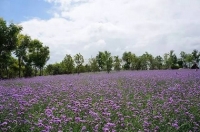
xmin=1 ymin=0 xmax=200 ymax=64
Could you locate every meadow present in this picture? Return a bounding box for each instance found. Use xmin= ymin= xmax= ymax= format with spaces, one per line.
xmin=0 ymin=70 xmax=199 ymax=132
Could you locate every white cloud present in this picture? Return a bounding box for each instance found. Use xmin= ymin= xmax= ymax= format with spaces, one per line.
xmin=20 ymin=0 xmax=200 ymax=64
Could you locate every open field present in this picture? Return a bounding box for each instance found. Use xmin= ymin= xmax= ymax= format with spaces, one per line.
xmin=0 ymin=70 xmax=200 ymax=132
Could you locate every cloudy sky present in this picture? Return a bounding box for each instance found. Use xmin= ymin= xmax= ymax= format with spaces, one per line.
xmin=1 ymin=0 xmax=200 ymax=64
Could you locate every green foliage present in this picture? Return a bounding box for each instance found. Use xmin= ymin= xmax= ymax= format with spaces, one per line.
xmin=104 ymin=51 xmax=113 ymax=73
xmin=0 ymin=18 xmax=22 ymax=78
xmin=114 ymin=56 xmax=122 ymax=71
xmin=61 ymin=54 xmax=74 ymax=74
xmin=96 ymin=51 xmax=105 ymax=71
xmin=0 ymin=18 xmax=50 ymax=78
xmin=89 ymin=58 xmax=99 ymax=72
xmin=1 ymin=17 xmax=200 ymax=78
xmin=122 ymin=51 xmax=132 ymax=70
xmin=74 ymin=53 xmax=84 ymax=74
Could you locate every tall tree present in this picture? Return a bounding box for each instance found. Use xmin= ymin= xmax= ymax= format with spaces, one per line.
xmin=28 ymin=39 xmax=43 ymax=76
xmin=45 ymin=64 xmax=53 ymax=75
xmin=154 ymin=55 xmax=163 ymax=69
xmin=96 ymin=51 xmax=105 ymax=71
xmin=0 ymin=18 xmax=22 ymax=78
xmin=185 ymin=54 xmax=194 ymax=68
xmin=192 ymin=49 xmax=200 ymax=63
xmin=130 ymin=53 xmax=137 ymax=70
xmin=180 ymin=51 xmax=187 ymax=68
xmin=15 ymin=34 xmax=31 ymax=77
xmin=163 ymin=50 xmax=177 ymax=69
xmin=89 ymin=58 xmax=99 ymax=72
xmin=113 ymin=56 xmax=122 ymax=71
xmin=104 ymin=51 xmax=113 ymax=73
xmin=61 ymin=54 xmax=74 ymax=74
xmin=74 ymin=53 xmax=84 ymax=74
xmin=37 ymin=46 xmax=50 ymax=76
xmin=122 ymin=51 xmax=132 ymax=70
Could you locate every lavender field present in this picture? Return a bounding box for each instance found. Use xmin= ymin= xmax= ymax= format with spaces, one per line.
xmin=0 ymin=70 xmax=200 ymax=132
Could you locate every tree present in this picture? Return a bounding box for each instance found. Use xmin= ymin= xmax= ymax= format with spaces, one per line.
xmin=45 ymin=64 xmax=53 ymax=75
xmin=113 ymin=56 xmax=122 ymax=71
xmin=155 ymin=55 xmax=163 ymax=69
xmin=74 ymin=53 xmax=84 ymax=74
xmin=28 ymin=39 xmax=43 ymax=76
xmin=37 ymin=46 xmax=50 ymax=76
xmin=140 ymin=54 xmax=148 ymax=70
xmin=0 ymin=18 xmax=22 ymax=78
xmin=180 ymin=51 xmax=187 ymax=68
xmin=130 ymin=53 xmax=137 ymax=70
xmin=15 ymin=34 xmax=31 ymax=77
xmin=96 ymin=51 xmax=105 ymax=71
xmin=163 ymin=50 xmax=177 ymax=69
xmin=52 ymin=63 xmax=62 ymax=75
xmin=104 ymin=51 xmax=113 ymax=73
xmin=61 ymin=54 xmax=74 ymax=74
xmin=122 ymin=52 xmax=132 ymax=70
xmin=185 ymin=54 xmax=194 ymax=68
xmin=84 ymin=64 xmax=91 ymax=72
xmin=89 ymin=58 xmax=99 ymax=72
xmin=27 ymin=39 xmax=50 ymax=76
xmin=192 ymin=49 xmax=200 ymax=63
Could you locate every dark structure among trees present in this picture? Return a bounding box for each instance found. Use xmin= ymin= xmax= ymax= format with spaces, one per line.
xmin=191 ymin=63 xmax=199 ymax=69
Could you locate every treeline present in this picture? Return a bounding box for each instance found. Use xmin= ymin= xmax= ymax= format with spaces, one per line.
xmin=1 ymin=18 xmax=200 ymax=79
xmin=45 ymin=49 xmax=200 ymax=75
xmin=0 ymin=18 xmax=50 ymax=79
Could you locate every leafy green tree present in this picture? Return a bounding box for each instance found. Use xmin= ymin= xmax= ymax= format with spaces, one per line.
xmin=0 ymin=18 xmax=22 ymax=78
xmin=192 ymin=49 xmax=200 ymax=63
xmin=27 ymin=39 xmax=50 ymax=76
xmin=96 ymin=51 xmax=105 ymax=71
xmin=113 ymin=56 xmax=122 ymax=71
xmin=74 ymin=53 xmax=84 ymax=74
xmin=140 ymin=54 xmax=148 ymax=70
xmin=163 ymin=50 xmax=177 ymax=69
xmin=85 ymin=64 xmax=91 ymax=72
xmin=45 ymin=64 xmax=53 ymax=75
xmin=141 ymin=52 xmax=155 ymax=70
xmin=7 ymin=57 xmax=19 ymax=78
xmin=130 ymin=53 xmax=137 ymax=70
xmin=15 ymin=34 xmax=31 ymax=77
xmin=37 ymin=46 xmax=50 ymax=76
xmin=61 ymin=54 xmax=74 ymax=74
xmin=89 ymin=58 xmax=99 ymax=72
xmin=185 ymin=54 xmax=194 ymax=68
xmin=154 ymin=55 xmax=163 ymax=69
xmin=52 ymin=63 xmax=62 ymax=75
xmin=28 ymin=39 xmax=43 ymax=76
xmin=104 ymin=51 xmax=113 ymax=73
xmin=122 ymin=52 xmax=132 ymax=70
xmin=180 ymin=51 xmax=187 ymax=68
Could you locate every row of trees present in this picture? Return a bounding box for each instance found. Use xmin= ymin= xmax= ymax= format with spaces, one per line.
xmin=0 ymin=18 xmax=50 ymax=79
xmin=1 ymin=17 xmax=199 ymax=78
xmin=45 ymin=49 xmax=200 ymax=75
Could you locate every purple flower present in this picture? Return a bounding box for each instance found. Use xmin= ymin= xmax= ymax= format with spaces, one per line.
xmin=81 ymin=126 xmax=86 ymax=131
xmin=45 ymin=109 xmax=53 ymax=117
xmin=1 ymin=122 xmax=7 ymax=126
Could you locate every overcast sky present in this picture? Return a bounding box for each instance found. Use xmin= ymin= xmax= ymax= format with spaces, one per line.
xmin=1 ymin=0 xmax=200 ymax=64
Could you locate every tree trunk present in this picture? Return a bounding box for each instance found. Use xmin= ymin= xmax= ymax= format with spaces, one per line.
xmin=18 ymin=57 xmax=21 ymax=78
xmin=34 ymin=66 xmax=37 ymax=76
xmin=40 ymin=67 xmax=42 ymax=76
xmin=0 ymin=64 xmax=2 ymax=79
xmin=6 ymin=66 xmax=9 ymax=79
